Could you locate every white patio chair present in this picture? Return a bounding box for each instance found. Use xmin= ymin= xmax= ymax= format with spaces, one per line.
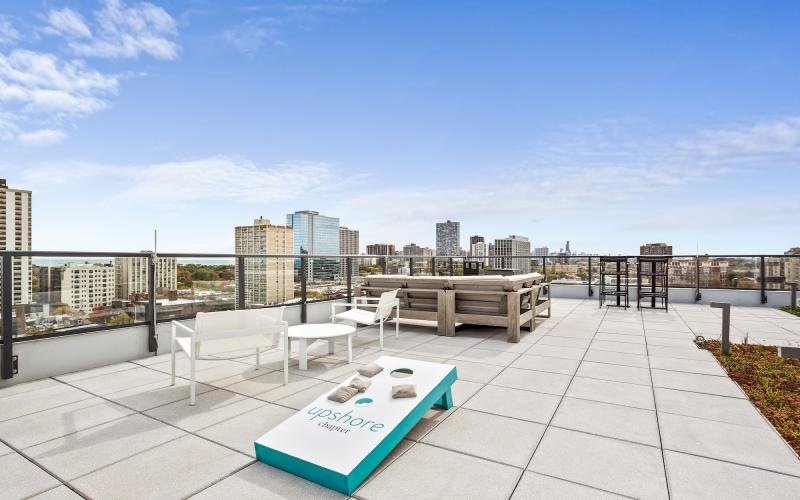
xmin=331 ymin=288 xmax=400 ymax=348
xmin=171 ymin=306 xmax=288 ymax=405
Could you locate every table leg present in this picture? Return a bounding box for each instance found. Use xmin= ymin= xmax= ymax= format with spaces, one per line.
xmin=347 ymin=334 xmax=353 ymax=363
xmin=328 ymin=339 xmax=335 ymax=355
xmin=299 ymin=338 xmax=308 ymax=370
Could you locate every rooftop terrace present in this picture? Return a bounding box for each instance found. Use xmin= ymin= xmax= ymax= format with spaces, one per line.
xmin=2 ymin=298 xmax=799 ymax=499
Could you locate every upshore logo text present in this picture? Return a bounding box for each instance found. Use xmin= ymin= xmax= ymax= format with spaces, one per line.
xmin=307 ymin=407 xmax=385 ymax=434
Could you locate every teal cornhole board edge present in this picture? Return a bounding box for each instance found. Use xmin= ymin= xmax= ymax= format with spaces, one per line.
xmin=254 ymin=366 xmax=457 ymax=495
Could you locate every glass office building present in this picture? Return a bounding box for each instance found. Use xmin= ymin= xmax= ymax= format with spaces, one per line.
xmin=286 ymin=210 xmax=340 ymax=281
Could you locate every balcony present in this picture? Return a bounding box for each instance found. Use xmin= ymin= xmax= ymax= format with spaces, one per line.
xmin=1 ymin=252 xmax=799 ymax=498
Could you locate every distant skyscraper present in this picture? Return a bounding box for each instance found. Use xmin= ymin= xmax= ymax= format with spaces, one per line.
xmin=469 ymin=235 xmax=484 ymax=246
xmin=286 ymin=210 xmax=340 ymax=281
xmin=493 ymin=235 xmax=531 ymax=273
xmin=640 ymin=243 xmax=673 ymax=255
xmin=367 ymin=243 xmax=396 ymax=256
xmin=339 ymin=226 xmax=359 ymax=276
xmin=534 ymin=246 xmax=549 ymax=257
xmin=565 ymin=240 xmax=571 ymax=255
xmin=436 ymin=220 xmax=461 ymax=256
xmin=235 ymin=217 xmax=294 ymax=307
xmin=403 ymin=243 xmax=434 ymax=257
xmin=114 ymin=255 xmax=177 ymax=300
xmin=0 ymin=179 xmax=32 ymax=305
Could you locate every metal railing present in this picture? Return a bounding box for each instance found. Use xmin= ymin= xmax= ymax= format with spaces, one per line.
xmin=1 ymin=250 xmax=798 ymax=379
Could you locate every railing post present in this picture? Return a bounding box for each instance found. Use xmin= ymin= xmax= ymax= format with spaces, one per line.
xmin=147 ymin=252 xmax=157 ymax=353
xmin=760 ymin=256 xmax=767 ymax=304
xmin=541 ymin=257 xmax=546 ymax=276
xmin=236 ymin=256 xmax=246 ymax=310
xmin=346 ymin=257 xmax=352 ymax=304
xmin=694 ymin=256 xmax=702 ymax=302
xmin=1 ymin=254 xmax=14 ymax=379
xmin=300 ymin=253 xmax=308 ymax=323
xmin=430 ymin=257 xmax=435 ymax=276
xmin=789 ymin=282 xmax=798 ymax=309
xmin=711 ymin=302 xmax=731 ymax=355
xmin=448 ymin=257 xmax=454 ymax=276
xmin=588 ymin=256 xmax=593 ymax=297
xmin=381 ymin=256 xmax=387 ymax=274
xmin=409 ymin=257 xmax=414 ymax=276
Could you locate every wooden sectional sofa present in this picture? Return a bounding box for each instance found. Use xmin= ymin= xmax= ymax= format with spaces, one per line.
xmin=355 ymin=273 xmax=551 ymax=342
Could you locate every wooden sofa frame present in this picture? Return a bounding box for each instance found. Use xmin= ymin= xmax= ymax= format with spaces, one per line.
xmin=356 ymin=274 xmax=551 ymax=343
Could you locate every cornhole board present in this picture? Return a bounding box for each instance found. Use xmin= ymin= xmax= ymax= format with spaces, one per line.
xmin=254 ymin=355 xmax=457 ymax=494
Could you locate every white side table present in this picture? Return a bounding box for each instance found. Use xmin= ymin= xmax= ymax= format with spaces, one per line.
xmin=284 ymin=323 xmax=356 ymax=383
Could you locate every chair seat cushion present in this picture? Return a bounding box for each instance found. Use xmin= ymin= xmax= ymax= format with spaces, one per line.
xmin=335 ymin=308 xmax=376 ymax=324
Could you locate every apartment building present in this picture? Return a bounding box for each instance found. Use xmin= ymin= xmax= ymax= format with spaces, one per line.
xmin=402 ymin=243 xmax=434 ymax=257
xmin=235 ymin=217 xmax=294 ymax=307
xmin=114 ymin=255 xmax=177 ymax=300
xmin=640 ymin=242 xmax=673 ymax=255
xmin=339 ymin=226 xmax=359 ymax=275
xmin=60 ymin=263 xmax=116 ymax=312
xmin=0 ymin=179 xmax=32 ymax=305
xmin=493 ymin=235 xmax=531 ymax=273
xmin=367 ymin=243 xmax=396 ymax=256
xmin=436 ymin=220 xmax=461 ymax=256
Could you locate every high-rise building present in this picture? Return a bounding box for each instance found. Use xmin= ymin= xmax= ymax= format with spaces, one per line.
xmin=469 ymin=235 xmax=484 ymax=246
xmin=286 ymin=210 xmax=340 ymax=281
xmin=640 ymin=243 xmax=673 ymax=255
xmin=339 ymin=226 xmax=359 ymax=276
xmin=534 ymin=246 xmax=549 ymax=257
xmin=0 ymin=179 xmax=32 ymax=305
xmin=402 ymin=243 xmax=434 ymax=257
xmin=114 ymin=255 xmax=177 ymax=300
xmin=493 ymin=235 xmax=531 ymax=273
xmin=60 ymin=263 xmax=116 ymax=312
xmin=470 ymin=241 xmax=489 ymax=264
xmin=367 ymin=243 xmax=396 ymax=256
xmin=436 ymin=220 xmax=461 ymax=256
xmin=235 ymin=217 xmax=294 ymax=307
xmin=565 ymin=240 xmax=571 ymax=255
xmin=785 ymin=248 xmax=800 ymax=286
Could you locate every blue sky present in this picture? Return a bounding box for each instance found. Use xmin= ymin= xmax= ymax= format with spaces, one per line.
xmin=1 ymin=0 xmax=798 ymax=254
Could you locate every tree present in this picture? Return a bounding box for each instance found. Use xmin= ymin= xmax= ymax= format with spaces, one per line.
xmin=108 ymin=312 xmax=134 ymax=326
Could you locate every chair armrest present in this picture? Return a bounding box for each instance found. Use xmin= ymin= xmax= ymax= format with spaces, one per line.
xmin=172 ymin=320 xmax=195 ymax=336
xmin=332 ymin=302 xmax=378 ymax=309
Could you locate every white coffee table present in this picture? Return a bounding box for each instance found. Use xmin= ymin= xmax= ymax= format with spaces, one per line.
xmin=284 ymin=323 xmax=356 ymax=383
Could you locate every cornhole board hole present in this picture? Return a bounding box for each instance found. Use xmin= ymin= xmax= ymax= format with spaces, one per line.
xmin=254 ymin=355 xmax=457 ymax=494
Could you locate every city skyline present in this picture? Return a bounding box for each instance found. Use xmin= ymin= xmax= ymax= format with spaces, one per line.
xmin=1 ymin=1 xmax=799 ymax=254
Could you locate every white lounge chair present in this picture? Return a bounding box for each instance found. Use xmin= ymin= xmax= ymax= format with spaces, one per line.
xmin=331 ymin=289 xmax=400 ymax=348
xmin=171 ymin=307 xmax=288 ymax=405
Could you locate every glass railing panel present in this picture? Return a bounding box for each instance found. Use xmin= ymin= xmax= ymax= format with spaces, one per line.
xmin=166 ymin=257 xmax=235 ymax=318
xmin=22 ymin=255 xmax=148 ymax=338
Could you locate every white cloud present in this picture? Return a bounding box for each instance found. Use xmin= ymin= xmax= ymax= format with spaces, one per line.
xmin=18 ymin=128 xmax=67 ymax=146
xmin=44 ymin=0 xmax=179 ymax=60
xmin=0 ymin=17 xmax=19 ymax=44
xmin=223 ymin=18 xmax=282 ymax=54
xmin=0 ymin=49 xmax=119 ymax=115
xmin=118 ymin=156 xmax=339 ymax=204
xmin=42 ymin=8 xmax=92 ymax=38
xmin=678 ymin=116 xmax=800 ymax=160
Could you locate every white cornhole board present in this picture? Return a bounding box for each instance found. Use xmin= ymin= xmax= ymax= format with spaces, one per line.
xmin=254 ymin=355 xmax=457 ymax=494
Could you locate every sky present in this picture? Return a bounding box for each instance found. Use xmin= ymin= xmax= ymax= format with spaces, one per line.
xmin=0 ymin=0 xmax=798 ymax=255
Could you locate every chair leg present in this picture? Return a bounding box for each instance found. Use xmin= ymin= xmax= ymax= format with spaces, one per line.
xmin=189 ymin=344 xmax=197 ymax=406
xmin=395 ymin=307 xmax=400 ymax=338
xmin=379 ymin=320 xmax=384 ymax=349
xmin=283 ymin=338 xmax=290 ymax=384
xmin=170 ymin=324 xmax=176 ymax=386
